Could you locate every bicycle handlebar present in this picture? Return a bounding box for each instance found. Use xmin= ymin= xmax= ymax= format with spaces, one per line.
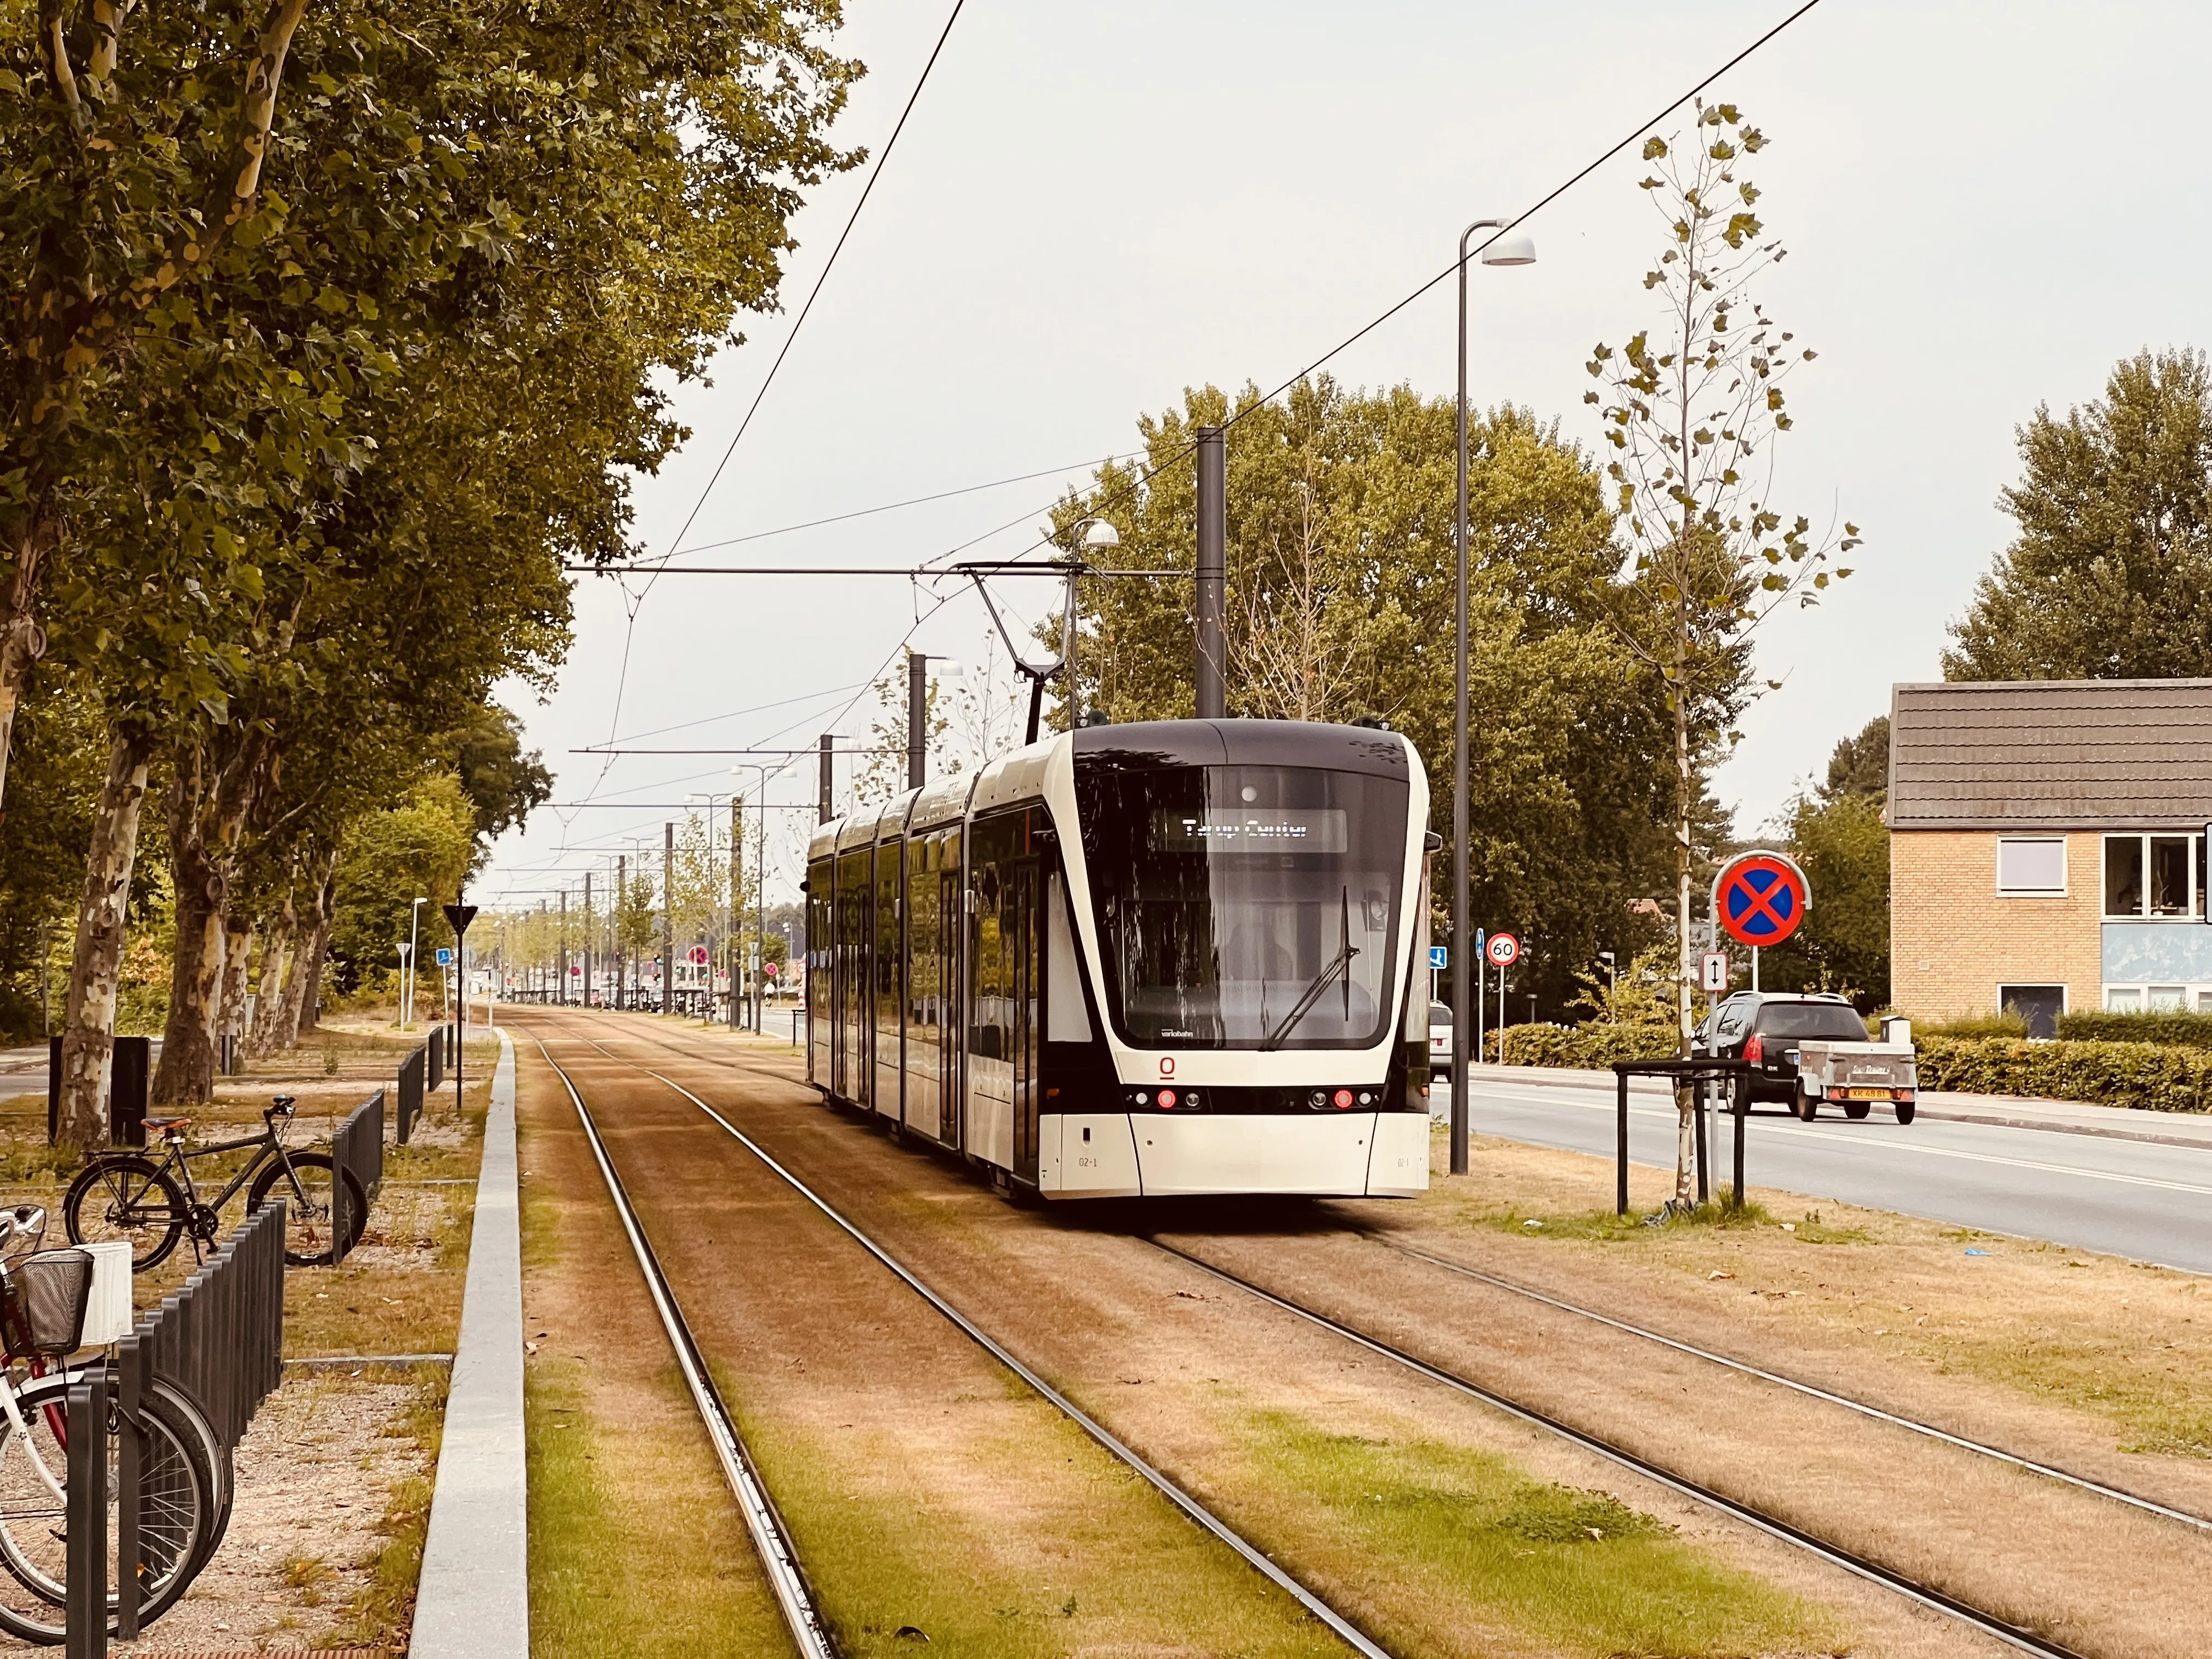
xmin=0 ymin=1206 xmax=49 ymax=1254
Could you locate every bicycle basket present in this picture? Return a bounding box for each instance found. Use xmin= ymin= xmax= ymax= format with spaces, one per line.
xmin=7 ymin=1249 xmax=94 ymax=1356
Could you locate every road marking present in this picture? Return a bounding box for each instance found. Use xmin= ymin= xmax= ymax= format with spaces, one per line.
xmin=1472 ymin=1085 xmax=2212 ymax=1199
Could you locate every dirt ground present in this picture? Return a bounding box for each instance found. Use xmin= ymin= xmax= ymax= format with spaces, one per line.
xmin=518 ymin=1008 xmax=2131 ymax=1659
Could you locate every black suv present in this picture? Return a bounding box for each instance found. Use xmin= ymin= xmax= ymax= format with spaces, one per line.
xmin=1692 ymin=991 xmax=1869 ymax=1109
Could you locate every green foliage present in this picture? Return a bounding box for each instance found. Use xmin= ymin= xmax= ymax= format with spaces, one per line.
xmin=1915 ymin=1034 xmax=2212 ymax=1113
xmin=1918 ymin=1008 xmax=2029 ymax=1039
xmin=1490 ymin=1023 xmax=1679 ymax=1068
xmin=2055 ymin=1008 xmax=2212 ymax=1049
xmin=325 ymin=774 xmax=479 ymax=995
xmin=1946 ymin=349 xmax=2212 ymax=679
xmin=1054 ymin=377 xmax=1676 ymax=1013
xmin=0 ymin=683 xmax=101 ymax=1037
xmin=1566 ymin=944 xmax=1679 ymax=1025
xmin=447 ymin=707 xmax=554 ymax=844
xmin=1824 ymin=714 xmax=1889 ymax=800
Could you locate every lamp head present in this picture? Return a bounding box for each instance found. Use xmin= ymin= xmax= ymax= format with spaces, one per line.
xmin=1480 ymin=232 xmax=1537 ymax=267
xmin=1079 ymin=518 xmax=1120 ymax=552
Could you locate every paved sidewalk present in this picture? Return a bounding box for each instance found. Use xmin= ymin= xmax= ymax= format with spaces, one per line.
xmin=410 ymin=1029 xmax=527 ymax=1658
xmin=1460 ymin=1060 xmax=2212 ymax=1150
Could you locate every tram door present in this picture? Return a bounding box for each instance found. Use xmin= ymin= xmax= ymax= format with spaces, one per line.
xmin=835 ymin=848 xmax=871 ymax=1105
xmin=938 ymin=868 xmax=961 ymax=1144
xmin=1010 ymin=860 xmax=1041 ymax=1184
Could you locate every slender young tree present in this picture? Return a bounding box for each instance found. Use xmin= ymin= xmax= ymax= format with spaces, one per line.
xmin=1584 ymin=100 xmax=1858 ymax=1205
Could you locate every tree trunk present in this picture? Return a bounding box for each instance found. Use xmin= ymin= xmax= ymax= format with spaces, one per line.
xmin=249 ymin=893 xmax=295 ymax=1055
xmin=217 ymin=915 xmax=254 ymax=1062
xmin=0 ymin=518 xmax=53 ymax=813
xmin=55 ymin=733 xmax=154 ymax=1150
xmin=153 ymin=783 xmax=229 ymax=1106
xmin=1673 ymin=627 xmax=1697 ymax=1207
xmin=293 ymin=849 xmax=337 ymax=1035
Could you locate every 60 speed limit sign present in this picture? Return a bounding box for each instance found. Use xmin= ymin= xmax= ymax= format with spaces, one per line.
xmin=1485 ymin=932 xmax=1521 ymax=968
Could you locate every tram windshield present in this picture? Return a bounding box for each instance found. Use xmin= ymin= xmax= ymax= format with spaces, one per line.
xmin=1074 ymin=764 xmax=1409 ymax=1049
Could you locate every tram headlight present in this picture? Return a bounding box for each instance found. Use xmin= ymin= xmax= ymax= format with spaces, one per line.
xmin=1309 ymin=1090 xmax=1328 ymax=1108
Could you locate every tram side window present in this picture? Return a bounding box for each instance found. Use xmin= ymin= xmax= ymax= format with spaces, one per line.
xmin=907 ymin=836 xmax=941 ymax=1040
xmin=875 ymin=840 xmax=902 ymax=1036
xmin=970 ymin=860 xmax=1006 ymax=1061
xmin=806 ymin=867 xmax=831 ymax=983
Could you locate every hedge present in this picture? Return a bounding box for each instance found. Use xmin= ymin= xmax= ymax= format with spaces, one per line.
xmin=2053 ymin=1009 xmax=2212 ymax=1049
xmin=1915 ymin=1034 xmax=2212 ymax=1114
xmin=1489 ymin=1023 xmax=1680 ymax=1069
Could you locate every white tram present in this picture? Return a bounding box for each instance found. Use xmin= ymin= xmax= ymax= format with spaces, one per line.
xmin=803 ymin=719 xmax=1434 ymax=1200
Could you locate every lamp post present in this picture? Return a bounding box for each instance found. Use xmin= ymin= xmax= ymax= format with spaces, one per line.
xmin=1599 ymin=949 xmax=1618 ymax=1002
xmin=406 ymin=896 xmax=430 ymax=1029
xmin=1061 ymin=517 xmax=1119 ymax=726
xmin=689 ymin=791 xmax=732 ymax=1023
xmin=1451 ymin=218 xmax=1536 ymax=1178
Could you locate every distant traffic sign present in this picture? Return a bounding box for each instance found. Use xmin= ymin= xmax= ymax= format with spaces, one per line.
xmin=1429 ymin=945 xmax=1448 ymax=971
xmin=1713 ymin=851 xmax=1809 ymax=948
xmin=1701 ymin=950 xmax=1730 ymax=992
xmin=434 ymin=947 xmax=453 ymax=967
xmin=1485 ymin=932 xmax=1520 ymax=968
xmin=688 ymin=945 xmax=709 ymax=967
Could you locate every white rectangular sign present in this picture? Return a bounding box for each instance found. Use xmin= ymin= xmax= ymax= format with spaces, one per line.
xmin=1700 ymin=951 xmax=1730 ymax=992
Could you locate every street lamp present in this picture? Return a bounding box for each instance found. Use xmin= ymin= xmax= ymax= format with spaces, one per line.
xmin=407 ymin=896 xmax=430 ymax=1029
xmin=1451 ymin=218 xmax=1536 ymax=1178
xmin=1062 ymin=517 xmax=1119 ymax=725
xmin=1599 ymin=950 xmax=1618 ymax=1002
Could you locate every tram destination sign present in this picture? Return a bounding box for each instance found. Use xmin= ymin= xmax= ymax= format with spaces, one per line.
xmin=1152 ymin=808 xmax=1348 ymax=853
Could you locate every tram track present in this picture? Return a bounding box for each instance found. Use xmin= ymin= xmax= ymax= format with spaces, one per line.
xmin=529 ymin=1021 xmax=1400 ymax=1659
xmin=527 ymin=1012 xmax=2180 ymax=1659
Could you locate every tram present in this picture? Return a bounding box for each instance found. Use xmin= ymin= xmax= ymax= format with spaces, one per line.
xmin=803 ymin=718 xmax=1435 ymax=1200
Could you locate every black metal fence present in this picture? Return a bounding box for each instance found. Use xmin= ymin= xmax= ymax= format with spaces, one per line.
xmin=78 ymin=1202 xmax=288 ymax=1649
xmin=332 ymin=1090 xmax=385 ymax=1265
xmin=426 ymin=1024 xmax=445 ymax=1090
xmin=1610 ymin=1058 xmax=1754 ymax=1215
xmin=397 ymin=1043 xmax=426 ymax=1145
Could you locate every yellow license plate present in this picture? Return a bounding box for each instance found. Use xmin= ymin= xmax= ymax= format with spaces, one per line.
xmin=1842 ymin=1088 xmax=1897 ymax=1100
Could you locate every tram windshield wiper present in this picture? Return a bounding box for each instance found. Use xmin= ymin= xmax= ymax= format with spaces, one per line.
xmin=1258 ymin=889 xmax=1359 ymax=1052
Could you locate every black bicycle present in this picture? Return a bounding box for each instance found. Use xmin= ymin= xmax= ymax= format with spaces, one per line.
xmin=63 ymin=1096 xmax=366 ymax=1269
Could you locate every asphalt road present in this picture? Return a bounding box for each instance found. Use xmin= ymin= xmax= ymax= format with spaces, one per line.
xmin=1430 ymin=1071 xmax=2212 ymax=1274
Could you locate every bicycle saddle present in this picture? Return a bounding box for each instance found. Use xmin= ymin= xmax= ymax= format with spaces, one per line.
xmin=145 ymin=1115 xmax=190 ymax=1132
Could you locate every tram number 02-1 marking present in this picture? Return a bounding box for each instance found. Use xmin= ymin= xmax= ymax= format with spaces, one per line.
xmin=1159 ymin=1057 xmax=1176 ymax=1078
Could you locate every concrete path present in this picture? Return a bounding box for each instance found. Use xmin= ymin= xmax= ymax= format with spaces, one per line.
xmin=410 ymin=1029 xmax=527 ymax=1658
xmin=1437 ymin=1063 xmax=2212 ymax=1272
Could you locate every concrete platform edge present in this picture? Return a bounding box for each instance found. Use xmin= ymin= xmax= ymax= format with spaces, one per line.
xmin=409 ymin=1029 xmax=527 ymax=1657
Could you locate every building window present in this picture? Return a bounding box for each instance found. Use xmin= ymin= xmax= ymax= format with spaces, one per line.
xmin=2103 ymin=833 xmax=2207 ymax=917
xmin=1997 ymin=837 xmax=2066 ymax=894
xmin=2106 ymin=986 xmax=2143 ymax=1011
xmin=1999 ymin=984 xmax=2064 ymax=1039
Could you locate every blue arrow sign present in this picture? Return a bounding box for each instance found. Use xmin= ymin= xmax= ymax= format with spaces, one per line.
xmin=435 ymin=947 xmax=453 ymax=967
xmin=1429 ymin=945 xmax=1448 ymax=970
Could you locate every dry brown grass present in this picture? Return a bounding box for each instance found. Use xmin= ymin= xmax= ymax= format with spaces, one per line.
xmin=1404 ymin=1131 xmax=2212 ymax=1470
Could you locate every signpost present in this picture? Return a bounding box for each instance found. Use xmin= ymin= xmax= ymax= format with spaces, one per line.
xmin=443 ymin=901 xmax=478 ymax=1113
xmin=1711 ymin=851 xmax=1809 ymax=992
xmin=1428 ymin=944 xmax=1447 ymax=1007
xmin=1486 ymin=933 xmax=1520 ymax=1057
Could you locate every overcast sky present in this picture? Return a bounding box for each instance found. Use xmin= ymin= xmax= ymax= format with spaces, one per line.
xmin=477 ymin=0 xmax=2212 ymax=916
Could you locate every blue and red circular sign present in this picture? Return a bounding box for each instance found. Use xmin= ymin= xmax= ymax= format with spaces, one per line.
xmin=1714 ymin=853 xmax=1808 ymax=947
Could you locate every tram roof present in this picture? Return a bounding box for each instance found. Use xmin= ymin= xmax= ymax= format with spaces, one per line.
xmin=804 ymin=719 xmax=1418 ymax=861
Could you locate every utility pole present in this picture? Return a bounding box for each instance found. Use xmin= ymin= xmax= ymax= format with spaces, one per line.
xmin=1195 ymin=424 xmax=1227 ymax=719
xmin=907 ymin=651 xmax=927 ymax=791
xmin=819 ymin=733 xmax=834 ymax=822
xmin=558 ymin=887 xmax=567 ymax=1007
xmin=663 ymin=821 xmax=674 ymax=1015
xmin=615 ymin=854 xmax=627 ymax=1009
xmin=583 ymin=871 xmax=593 ymax=1009
xmin=738 ymin=800 xmax=756 ymax=1026
xmin=754 ymin=795 xmax=768 ymax=1034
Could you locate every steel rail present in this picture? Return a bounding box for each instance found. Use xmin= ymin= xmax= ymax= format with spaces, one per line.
xmin=1371 ymin=1236 xmax=2212 ymax=1534
xmin=535 ymin=1021 xmax=1396 ymax=1659
xmin=535 ymin=1040 xmax=837 ymax=1659
xmin=1144 ymin=1239 xmax=2092 ymax=1659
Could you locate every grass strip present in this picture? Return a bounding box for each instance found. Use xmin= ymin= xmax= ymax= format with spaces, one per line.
xmin=1239 ymin=1409 xmax=1844 ymax=1659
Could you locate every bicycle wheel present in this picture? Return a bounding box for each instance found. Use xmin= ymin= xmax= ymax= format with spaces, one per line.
xmin=64 ymin=1157 xmax=187 ymax=1272
xmin=0 ymin=1370 xmax=216 ymax=1640
xmin=246 ymin=1153 xmax=368 ymax=1267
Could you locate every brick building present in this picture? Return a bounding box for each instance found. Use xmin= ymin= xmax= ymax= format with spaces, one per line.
xmin=1889 ymin=679 xmax=2212 ymax=1035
